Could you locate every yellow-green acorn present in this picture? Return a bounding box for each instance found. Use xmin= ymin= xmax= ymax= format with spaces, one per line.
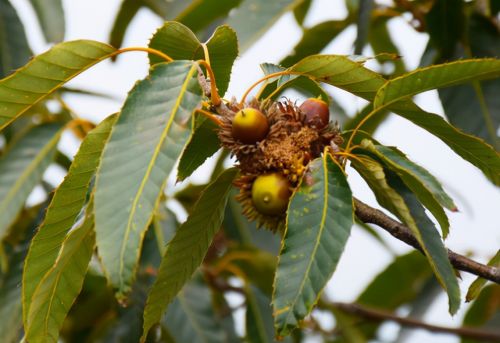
xmin=231 ymin=108 xmax=269 ymax=144
xmin=299 ymin=98 xmax=330 ymax=129
xmin=251 ymin=173 xmax=291 ymax=215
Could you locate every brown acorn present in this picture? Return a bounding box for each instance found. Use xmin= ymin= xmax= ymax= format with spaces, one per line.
xmin=251 ymin=173 xmax=291 ymax=215
xmin=299 ymin=98 xmax=330 ymax=129
xmin=231 ymin=108 xmax=269 ymax=144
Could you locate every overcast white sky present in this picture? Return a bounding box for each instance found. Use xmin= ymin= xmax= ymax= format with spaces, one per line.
xmin=12 ymin=0 xmax=500 ymax=342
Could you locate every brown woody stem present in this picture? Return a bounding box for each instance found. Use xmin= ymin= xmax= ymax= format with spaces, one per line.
xmin=354 ymin=198 xmax=500 ymax=283
xmin=332 ymin=302 xmax=500 ymax=341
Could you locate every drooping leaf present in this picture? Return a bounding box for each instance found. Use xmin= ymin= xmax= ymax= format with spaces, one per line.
xmin=149 ymin=22 xmax=238 ymax=96
xmin=466 ymin=250 xmax=500 ymax=302
xmin=273 ymin=154 xmax=354 ymax=336
xmin=352 ymin=156 xmax=460 ymax=314
xmin=0 ymin=40 xmax=115 ymax=130
xmin=0 ymin=235 xmax=33 ymax=342
xmin=177 ymin=115 xmax=220 ymax=181
xmin=161 ymin=278 xmax=226 ymax=343
xmin=0 ymin=0 xmax=31 ymax=78
xmin=374 ymin=59 xmax=500 ymax=109
xmin=358 ymin=251 xmax=433 ymax=310
xmin=425 ymin=0 xmax=464 ymax=60
xmin=461 ymin=285 xmax=500 ymax=343
xmin=289 ymin=54 xmax=500 ymax=185
xmin=29 ymin=0 xmax=65 ymax=42
xmin=226 ymin=0 xmax=300 ymax=51
xmin=176 ymin=0 xmax=242 ymax=34
xmin=26 ymin=203 xmax=95 ymax=343
xmin=281 ymin=20 xmax=351 ymax=67
xmin=109 ymin=0 xmax=142 ymax=52
xmin=141 ymin=168 xmax=237 ymax=341
xmin=361 ymin=140 xmax=456 ymax=238
xmin=368 ymin=14 xmax=406 ymax=76
xmin=0 ymin=123 xmax=62 ymax=240
xmin=387 ymin=172 xmax=461 ymax=314
xmin=94 ymin=61 xmax=202 ymax=299
xmin=22 ymin=115 xmax=116 ymax=325
xmin=437 ymin=14 xmax=500 ymax=148
xmin=331 ymin=306 xmax=368 ymax=343
xmin=353 ymin=0 xmax=374 ymax=54
xmin=292 ymin=0 xmax=312 ymax=26
xmin=246 ymin=285 xmax=290 ymax=343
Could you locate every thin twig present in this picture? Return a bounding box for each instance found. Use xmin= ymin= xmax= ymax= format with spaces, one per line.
xmin=354 ymin=198 xmax=500 ymax=283
xmin=332 ymin=302 xmax=500 ymax=341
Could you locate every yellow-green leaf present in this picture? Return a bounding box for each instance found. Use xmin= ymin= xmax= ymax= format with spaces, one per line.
xmin=25 ymin=203 xmax=95 ymax=343
xmin=374 ymin=59 xmax=500 ymax=109
xmin=0 ymin=40 xmax=115 ymax=130
xmin=22 ymin=115 xmax=116 ymax=326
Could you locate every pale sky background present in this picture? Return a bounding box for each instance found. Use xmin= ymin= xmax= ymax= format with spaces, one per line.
xmin=11 ymin=0 xmax=500 ymax=342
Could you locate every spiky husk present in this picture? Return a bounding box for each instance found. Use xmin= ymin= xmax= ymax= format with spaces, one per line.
xmin=218 ymin=98 xmax=343 ymax=231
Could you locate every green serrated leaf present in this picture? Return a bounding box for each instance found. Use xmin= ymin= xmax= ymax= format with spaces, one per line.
xmin=149 ymin=22 xmax=238 ymax=96
xmin=204 ymin=25 xmax=238 ymax=96
xmin=466 ymin=250 xmax=500 ymax=302
xmin=148 ymin=22 xmax=202 ymax=65
xmin=374 ymin=59 xmax=500 ymax=109
xmin=273 ymin=154 xmax=354 ymax=336
xmin=29 ymin=0 xmax=65 ymax=42
xmin=95 ymin=61 xmax=202 ymax=299
xmin=387 ymin=172 xmax=461 ymax=314
xmin=22 ymin=115 xmax=116 ymax=326
xmin=361 ymin=140 xmax=456 ymax=238
xmin=177 ymin=115 xmax=220 ymax=181
xmin=0 ymin=0 xmax=31 ymax=78
xmin=0 ymin=123 xmax=62 ymax=240
xmin=289 ymin=54 xmax=500 ymax=185
xmin=226 ymin=0 xmax=301 ymax=51
xmin=161 ymin=278 xmax=226 ymax=343
xmin=0 ymin=40 xmax=115 ymax=130
xmin=141 ymin=168 xmax=237 ymax=341
xmin=26 ymin=202 xmax=95 ymax=343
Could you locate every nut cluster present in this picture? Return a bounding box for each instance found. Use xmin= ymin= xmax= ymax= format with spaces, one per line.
xmin=218 ymin=97 xmax=343 ymax=231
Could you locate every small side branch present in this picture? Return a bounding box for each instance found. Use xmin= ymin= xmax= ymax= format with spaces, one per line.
xmin=354 ymin=198 xmax=500 ymax=283
xmin=332 ymin=302 xmax=500 ymax=341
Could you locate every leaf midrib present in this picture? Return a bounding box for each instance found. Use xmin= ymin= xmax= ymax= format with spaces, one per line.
xmin=282 ymin=157 xmax=329 ymax=327
xmin=118 ymin=63 xmax=197 ymax=288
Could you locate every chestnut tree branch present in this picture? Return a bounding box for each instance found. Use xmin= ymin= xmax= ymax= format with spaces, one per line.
xmin=332 ymin=301 xmax=500 ymax=341
xmin=354 ymin=198 xmax=500 ymax=283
